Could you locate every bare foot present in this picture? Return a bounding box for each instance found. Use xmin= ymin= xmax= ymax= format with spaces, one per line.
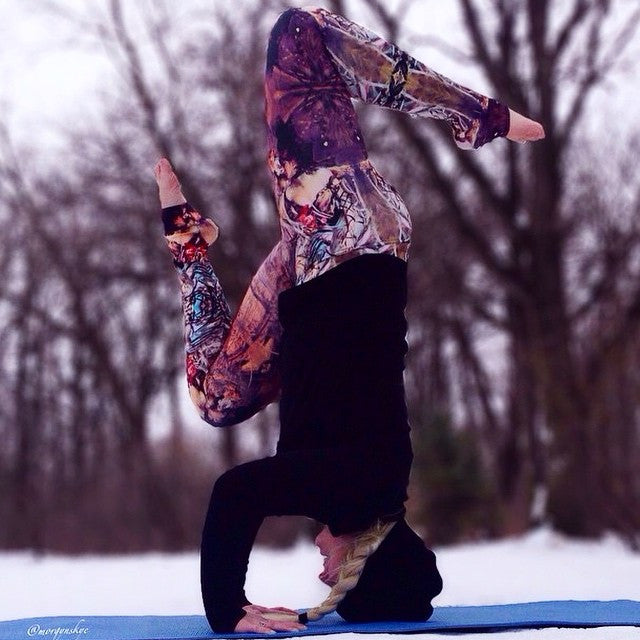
xmin=506 ymin=109 xmax=545 ymax=143
xmin=153 ymin=157 xmax=187 ymax=208
xmin=153 ymin=158 xmax=220 ymax=244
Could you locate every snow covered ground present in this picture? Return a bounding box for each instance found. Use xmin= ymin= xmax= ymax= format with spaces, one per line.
xmin=1 ymin=527 xmax=639 ymax=640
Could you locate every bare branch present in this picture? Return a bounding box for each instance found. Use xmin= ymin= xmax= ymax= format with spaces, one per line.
xmin=570 ymin=231 xmax=638 ymax=323
xmin=431 ymin=123 xmax=514 ymax=220
xmin=458 ymin=0 xmax=504 ymax=94
xmin=587 ymin=285 xmax=640 ymax=387
xmin=448 ymin=316 xmax=502 ymax=443
xmin=559 ymin=5 xmax=640 ymax=148
xmin=441 ymin=258 xmax=509 ymax=330
xmin=362 ymin=0 xmax=405 ymax=41
xmin=405 ymin=34 xmax=474 ymax=65
xmin=551 ymin=0 xmax=590 ymax=63
xmin=394 ymin=116 xmax=529 ymax=297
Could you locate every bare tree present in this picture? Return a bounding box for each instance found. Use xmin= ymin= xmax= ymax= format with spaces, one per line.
xmin=0 ymin=0 xmax=296 ymax=551
xmin=2 ymin=0 xmax=639 ymax=551
xmin=352 ymin=0 xmax=640 ymax=541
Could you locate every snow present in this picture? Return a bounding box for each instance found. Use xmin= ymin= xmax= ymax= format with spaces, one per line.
xmin=1 ymin=527 xmax=639 ymax=639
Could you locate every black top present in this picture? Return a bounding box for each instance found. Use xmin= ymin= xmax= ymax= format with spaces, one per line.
xmin=278 ymin=252 xmax=411 ymax=454
xmin=337 ymin=518 xmax=442 ymax=622
xmin=201 ymin=254 xmax=418 ymax=632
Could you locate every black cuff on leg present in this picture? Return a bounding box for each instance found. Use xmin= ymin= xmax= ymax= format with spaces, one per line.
xmin=474 ymin=98 xmax=510 ymax=148
xmin=161 ymin=202 xmax=196 ymax=235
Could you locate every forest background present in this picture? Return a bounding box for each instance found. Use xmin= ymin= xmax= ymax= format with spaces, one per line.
xmin=1 ymin=0 xmax=640 ymax=553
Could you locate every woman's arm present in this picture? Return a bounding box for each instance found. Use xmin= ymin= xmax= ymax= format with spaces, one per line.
xmin=155 ymin=159 xmax=293 ymax=427
xmin=302 ymin=6 xmax=543 ymax=148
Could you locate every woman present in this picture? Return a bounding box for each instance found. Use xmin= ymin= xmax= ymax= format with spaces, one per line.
xmin=153 ymin=5 xmax=544 ymax=634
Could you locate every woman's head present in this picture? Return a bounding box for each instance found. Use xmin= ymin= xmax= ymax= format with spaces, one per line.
xmin=307 ymin=518 xmax=443 ymax=624
xmin=315 ymin=526 xmax=357 ymax=586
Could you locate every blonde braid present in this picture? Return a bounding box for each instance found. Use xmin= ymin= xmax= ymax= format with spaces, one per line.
xmin=305 ymin=520 xmax=396 ymax=622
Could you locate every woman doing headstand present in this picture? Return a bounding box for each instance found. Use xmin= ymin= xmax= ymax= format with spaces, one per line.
xmin=153 ymin=6 xmax=544 ymax=634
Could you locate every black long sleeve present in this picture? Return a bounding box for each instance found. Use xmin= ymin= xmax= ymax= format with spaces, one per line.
xmin=200 ymin=254 xmax=413 ymax=632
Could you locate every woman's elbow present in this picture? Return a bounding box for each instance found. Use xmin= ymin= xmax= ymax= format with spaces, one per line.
xmin=200 ymin=397 xmax=275 ymax=428
xmin=188 ymin=370 xmax=279 ymax=428
xmin=200 ymin=403 xmax=251 ymax=429
xmin=187 ymin=384 xmax=240 ymax=428
xmin=200 ymin=407 xmax=239 ymax=428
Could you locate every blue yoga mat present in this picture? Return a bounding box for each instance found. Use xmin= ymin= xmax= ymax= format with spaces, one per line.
xmin=2 ymin=601 xmax=639 ymax=639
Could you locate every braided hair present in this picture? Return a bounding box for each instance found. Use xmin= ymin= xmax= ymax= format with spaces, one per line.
xmin=303 ymin=519 xmax=396 ymax=623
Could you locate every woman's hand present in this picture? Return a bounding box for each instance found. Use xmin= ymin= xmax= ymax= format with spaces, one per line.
xmin=506 ymin=108 xmax=545 ymax=143
xmin=153 ymin=158 xmax=187 ymax=208
xmin=235 ymin=604 xmax=306 ymax=634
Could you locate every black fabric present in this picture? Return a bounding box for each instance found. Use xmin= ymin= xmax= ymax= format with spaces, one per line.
xmin=336 ymin=518 xmax=443 ymax=622
xmin=201 ymin=254 xmax=428 ymax=633
xmin=278 ymin=253 xmax=410 ymax=453
xmin=201 ymin=449 xmax=413 ymax=632
xmin=474 ymin=97 xmax=511 ymax=148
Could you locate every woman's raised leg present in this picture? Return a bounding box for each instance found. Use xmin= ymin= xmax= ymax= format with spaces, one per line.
xmin=153 ymin=159 xmax=294 ymax=427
